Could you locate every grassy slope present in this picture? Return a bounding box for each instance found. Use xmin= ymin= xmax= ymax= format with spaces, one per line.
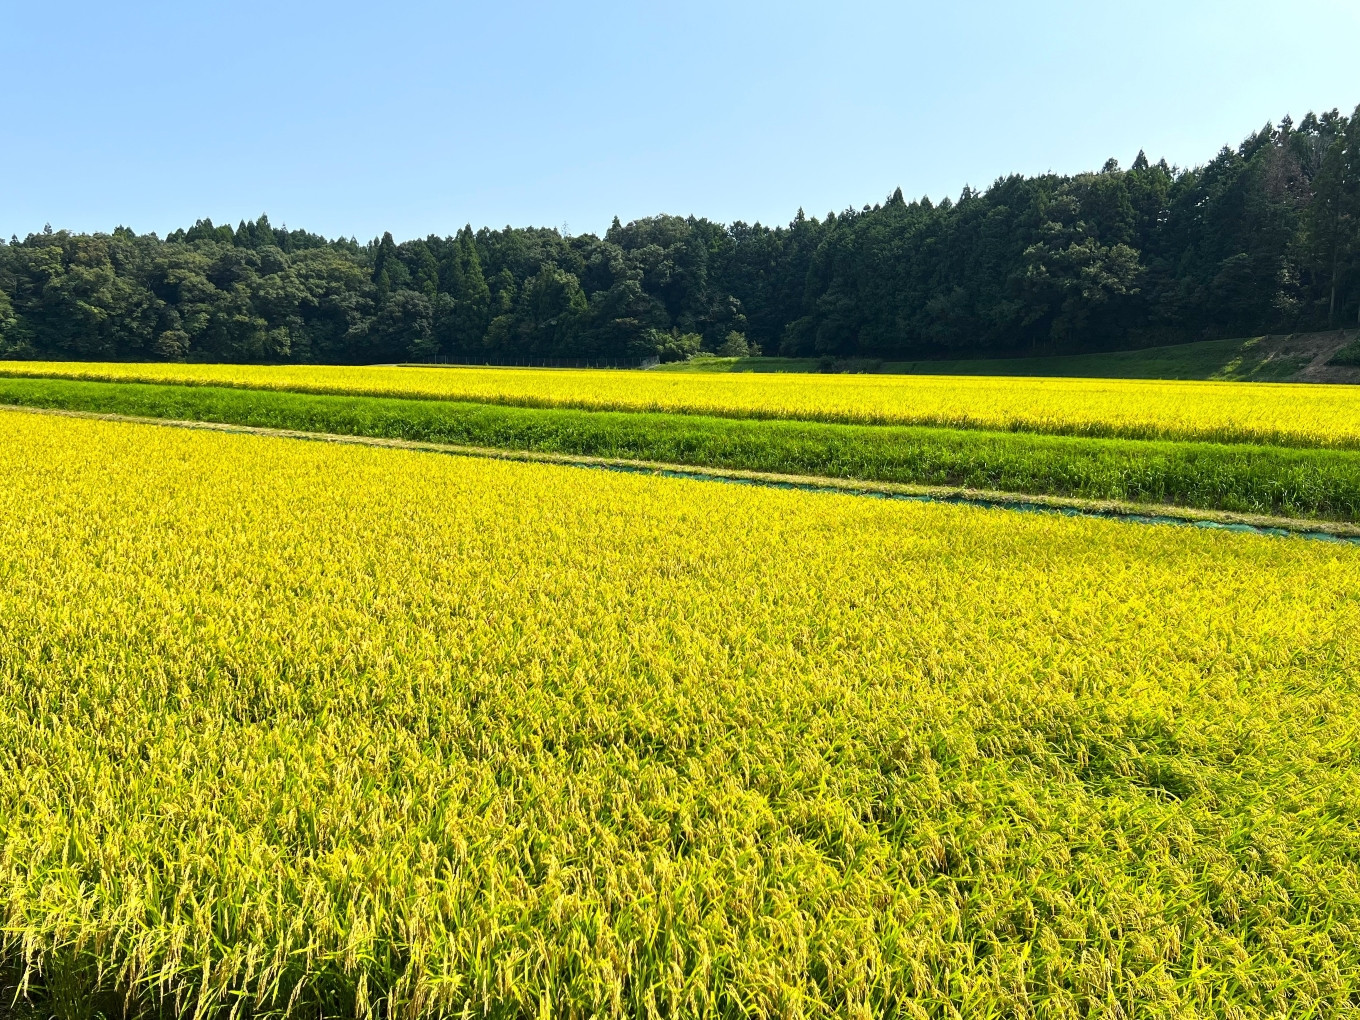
xmin=668 ymin=332 xmax=1356 ymax=380
xmin=889 ymin=337 xmax=1309 ymax=380
xmin=6 ymin=376 xmax=1360 ymax=522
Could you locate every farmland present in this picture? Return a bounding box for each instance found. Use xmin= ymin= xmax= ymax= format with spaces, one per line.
xmin=4 ymin=360 xmax=1360 ymax=446
xmin=9 ymin=376 xmax=1360 ymax=524
xmin=2 ymin=409 xmax=1360 ymax=1016
xmin=7 ymin=364 xmax=1360 ymax=527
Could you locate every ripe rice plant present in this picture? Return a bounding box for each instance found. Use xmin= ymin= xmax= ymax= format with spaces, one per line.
xmin=8 ymin=376 xmax=1360 ymax=523
xmin=2 ymin=411 xmax=1359 ymax=1017
xmin=4 ymin=360 xmax=1360 ymax=447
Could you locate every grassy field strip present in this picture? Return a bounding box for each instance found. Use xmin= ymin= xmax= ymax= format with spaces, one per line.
xmin=5 ymin=376 xmax=1360 ymax=523
xmin=8 ymin=403 xmax=1360 ymax=542
xmin=3 ymin=411 xmax=1360 ymax=1015
xmin=657 ymin=331 xmax=1360 ymax=383
xmin=4 ymin=360 xmax=1360 ymax=446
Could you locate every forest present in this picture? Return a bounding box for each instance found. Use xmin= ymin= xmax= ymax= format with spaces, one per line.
xmin=1 ymin=107 xmax=1357 ymax=365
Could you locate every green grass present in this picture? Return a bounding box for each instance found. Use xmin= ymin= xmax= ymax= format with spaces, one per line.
xmin=887 ymin=336 xmax=1314 ymax=380
xmin=1331 ymin=339 xmax=1360 ymax=366
xmin=666 ymin=335 xmax=1318 ymax=380
xmin=6 ymin=375 xmax=1360 ymax=522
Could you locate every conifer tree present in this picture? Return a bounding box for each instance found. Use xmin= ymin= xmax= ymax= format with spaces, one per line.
xmin=451 ymin=227 xmax=491 ymax=347
xmin=372 ymin=231 xmax=399 ymax=300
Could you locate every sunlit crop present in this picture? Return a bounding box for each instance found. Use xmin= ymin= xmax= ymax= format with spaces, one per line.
xmin=3 ymin=411 xmax=1360 ymax=1017
xmin=5 ymin=360 xmax=1360 ymax=447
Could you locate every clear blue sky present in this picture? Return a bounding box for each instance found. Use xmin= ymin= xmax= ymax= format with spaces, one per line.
xmin=4 ymin=0 xmax=1358 ymax=243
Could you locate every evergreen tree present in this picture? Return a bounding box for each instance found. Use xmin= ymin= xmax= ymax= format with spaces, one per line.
xmin=3 ymin=106 xmax=1357 ymax=365
xmin=371 ymin=231 xmax=400 ymax=301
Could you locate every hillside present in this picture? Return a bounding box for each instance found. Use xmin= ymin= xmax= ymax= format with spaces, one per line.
xmin=662 ymin=330 xmax=1360 ymax=383
xmin=3 ymin=108 xmax=1358 ymax=369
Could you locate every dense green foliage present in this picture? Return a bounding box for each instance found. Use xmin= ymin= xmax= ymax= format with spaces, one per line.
xmin=3 ymin=108 xmax=1358 ymax=364
xmin=7 ymin=376 xmax=1360 ymax=521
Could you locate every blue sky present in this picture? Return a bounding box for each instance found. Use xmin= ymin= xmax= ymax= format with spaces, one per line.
xmin=4 ymin=0 xmax=1358 ymax=242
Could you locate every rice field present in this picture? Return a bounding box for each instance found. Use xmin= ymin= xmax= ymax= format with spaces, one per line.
xmin=5 ymin=360 xmax=1360 ymax=446
xmin=10 ymin=375 xmax=1360 ymax=523
xmin=3 ymin=410 xmax=1359 ymax=1018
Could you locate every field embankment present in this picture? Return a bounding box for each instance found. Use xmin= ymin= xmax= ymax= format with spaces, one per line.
xmin=7 ymin=376 xmax=1360 ymax=522
xmin=2 ymin=409 xmax=1359 ymax=1016
xmin=665 ymin=329 xmax=1360 ymax=383
xmin=4 ymin=359 xmax=1360 ymax=446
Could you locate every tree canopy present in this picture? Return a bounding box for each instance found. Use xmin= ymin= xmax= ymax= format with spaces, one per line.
xmin=3 ymin=107 xmax=1358 ymax=364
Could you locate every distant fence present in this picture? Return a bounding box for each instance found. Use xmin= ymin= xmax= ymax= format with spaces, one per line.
xmin=400 ymin=355 xmax=660 ymax=370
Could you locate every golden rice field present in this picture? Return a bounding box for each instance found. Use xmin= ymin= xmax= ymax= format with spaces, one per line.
xmin=5 ymin=360 xmax=1360 ymax=447
xmin=3 ymin=411 xmax=1360 ymax=1018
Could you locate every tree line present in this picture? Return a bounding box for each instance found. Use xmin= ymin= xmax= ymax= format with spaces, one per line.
xmin=2 ymin=106 xmax=1358 ymax=365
